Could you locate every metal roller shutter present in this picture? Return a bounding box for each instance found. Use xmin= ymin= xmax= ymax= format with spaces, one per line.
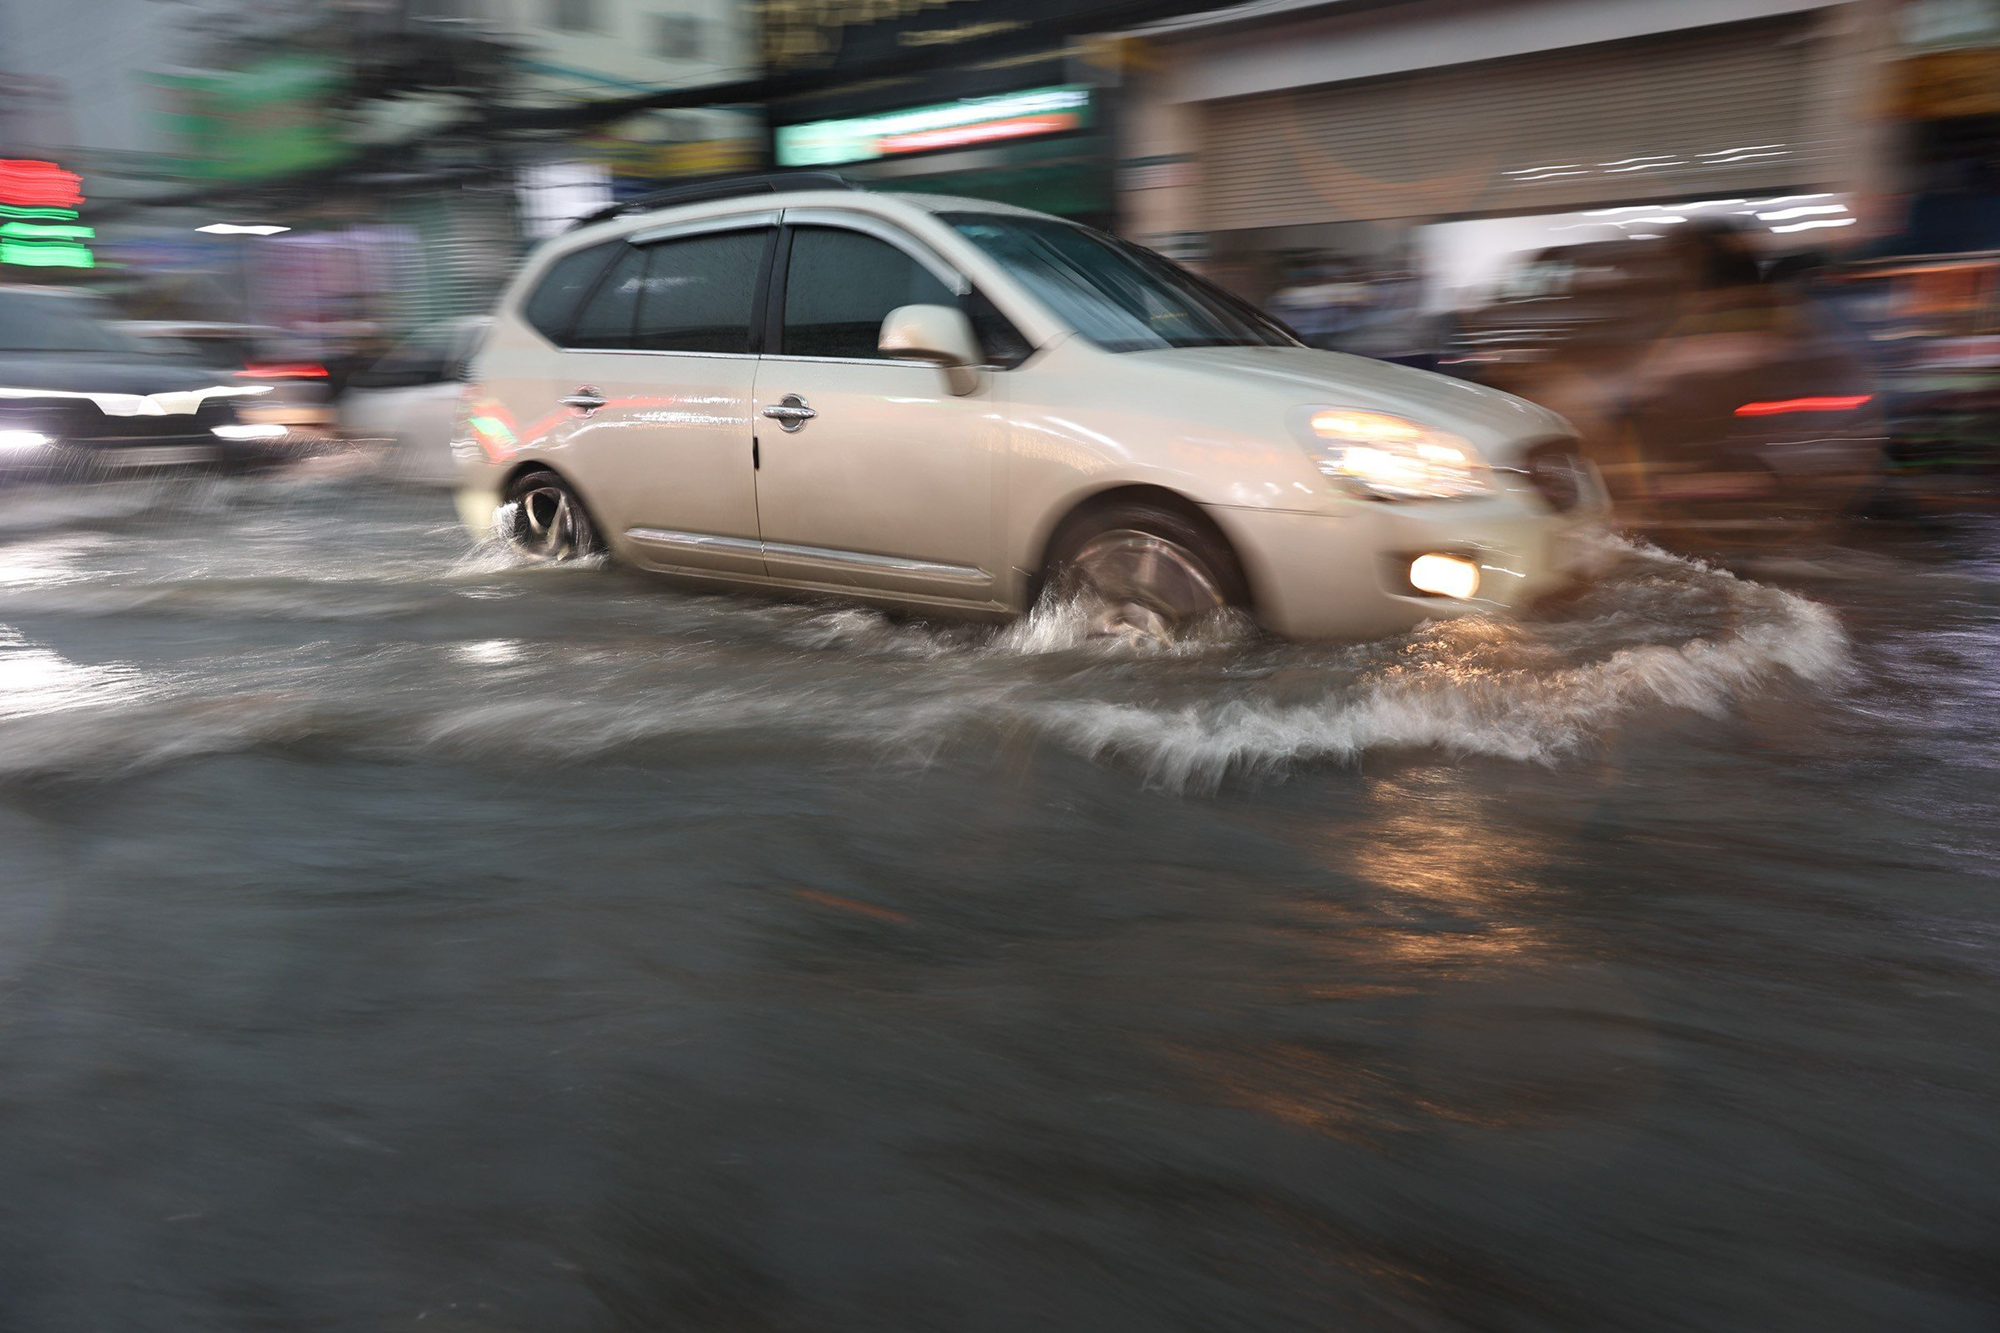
xmin=385 ymin=190 xmax=520 ymax=331
xmin=1200 ymin=16 xmax=1829 ymax=231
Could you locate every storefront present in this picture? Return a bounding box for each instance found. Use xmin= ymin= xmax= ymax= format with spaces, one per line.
xmin=772 ymin=78 xmax=1110 ymax=221
xmin=760 ymin=4 xmax=1122 ymax=225
xmin=1120 ymin=0 xmax=1894 ymax=305
xmin=1887 ymin=2 xmax=2000 ymax=255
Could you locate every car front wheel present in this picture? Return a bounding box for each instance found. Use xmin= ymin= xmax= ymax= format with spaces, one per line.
xmin=1044 ymin=501 xmax=1248 ymax=644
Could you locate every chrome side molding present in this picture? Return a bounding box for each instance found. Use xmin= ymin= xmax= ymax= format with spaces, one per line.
xmin=625 ymin=527 xmax=988 ymax=584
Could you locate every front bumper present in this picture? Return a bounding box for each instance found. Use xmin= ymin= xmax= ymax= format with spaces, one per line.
xmin=1205 ymin=483 xmax=1611 ymax=641
xmin=0 ymin=435 xmax=301 ymax=481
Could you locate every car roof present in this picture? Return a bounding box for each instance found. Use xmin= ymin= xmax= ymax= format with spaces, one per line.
xmin=559 ymin=189 xmax=1056 ymax=249
xmin=878 ymin=192 xmax=1055 ymax=219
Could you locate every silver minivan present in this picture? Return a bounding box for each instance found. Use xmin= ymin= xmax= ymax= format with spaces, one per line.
xmin=452 ymin=179 xmax=1607 ymax=641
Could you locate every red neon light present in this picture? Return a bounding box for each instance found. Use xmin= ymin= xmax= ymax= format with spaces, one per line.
xmin=0 ymin=160 xmax=84 ymax=210
xmin=1734 ymin=394 xmax=1874 ymax=417
xmin=877 ymin=112 xmax=1081 ymax=156
xmin=237 ymin=362 xmax=328 ymax=378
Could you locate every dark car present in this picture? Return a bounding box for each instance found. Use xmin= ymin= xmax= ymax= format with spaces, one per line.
xmin=0 ymin=286 xmax=298 ymax=481
xmin=116 ymin=320 xmax=335 ymax=433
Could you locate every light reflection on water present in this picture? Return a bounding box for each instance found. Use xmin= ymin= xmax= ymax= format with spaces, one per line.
xmin=0 ymin=627 xmax=142 ymax=720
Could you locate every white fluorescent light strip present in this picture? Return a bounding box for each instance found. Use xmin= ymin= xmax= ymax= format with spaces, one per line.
xmin=1756 ymin=204 xmax=1848 ymax=221
xmin=1770 ymin=217 xmax=1856 ymax=233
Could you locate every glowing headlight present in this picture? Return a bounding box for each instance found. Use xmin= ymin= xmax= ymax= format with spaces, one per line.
xmin=1305 ymin=409 xmax=1489 ymax=500
xmin=0 ymin=429 xmax=51 ymax=452
xmin=212 ymin=422 xmax=287 ymax=441
xmin=1409 ymin=553 xmax=1481 ymax=599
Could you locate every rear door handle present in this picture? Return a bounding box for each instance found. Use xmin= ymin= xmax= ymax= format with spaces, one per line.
xmin=761 ymin=393 xmax=816 ymax=432
xmin=562 ymin=386 xmax=607 ymax=416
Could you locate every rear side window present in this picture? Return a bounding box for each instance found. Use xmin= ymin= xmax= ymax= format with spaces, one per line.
xmin=633 ymin=229 xmax=766 ymax=353
xmin=567 ymin=247 xmax=645 ymax=349
xmin=782 ymin=227 xmax=955 ymax=360
xmin=522 ymin=241 xmax=618 ymax=344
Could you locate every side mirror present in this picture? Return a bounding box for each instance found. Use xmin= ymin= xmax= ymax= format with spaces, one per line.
xmin=879 ymin=303 xmax=981 ymax=396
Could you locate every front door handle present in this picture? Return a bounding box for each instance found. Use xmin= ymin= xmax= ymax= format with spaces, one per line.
xmin=562 ymin=386 xmax=607 ymax=416
xmin=761 ymin=393 xmax=817 ymax=432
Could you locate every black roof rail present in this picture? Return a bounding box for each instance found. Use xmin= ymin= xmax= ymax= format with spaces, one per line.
xmin=567 ymin=171 xmax=862 ymax=231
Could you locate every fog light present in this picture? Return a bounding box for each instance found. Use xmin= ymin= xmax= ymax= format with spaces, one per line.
xmin=0 ymin=429 xmax=51 ymax=452
xmin=1409 ymin=553 xmax=1480 ymax=599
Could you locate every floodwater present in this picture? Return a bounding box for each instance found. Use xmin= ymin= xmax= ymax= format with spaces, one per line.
xmin=0 ymin=471 xmax=1995 ymax=1331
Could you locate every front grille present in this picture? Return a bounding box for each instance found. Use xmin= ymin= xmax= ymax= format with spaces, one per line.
xmin=8 ymin=394 xmax=233 ymax=447
xmin=1520 ymin=443 xmax=1588 ymax=512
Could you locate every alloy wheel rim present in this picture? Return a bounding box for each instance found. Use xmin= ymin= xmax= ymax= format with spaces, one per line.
xmin=517 ymin=485 xmax=583 ymax=560
xmin=1066 ymin=529 xmax=1226 ymax=642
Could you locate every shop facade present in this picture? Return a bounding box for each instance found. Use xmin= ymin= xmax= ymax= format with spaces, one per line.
xmin=1120 ymin=0 xmax=1898 ymax=311
xmin=759 ymin=3 xmax=1125 ymax=226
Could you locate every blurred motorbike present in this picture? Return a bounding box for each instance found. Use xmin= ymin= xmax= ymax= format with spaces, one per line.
xmin=1442 ymin=221 xmax=1887 ymax=545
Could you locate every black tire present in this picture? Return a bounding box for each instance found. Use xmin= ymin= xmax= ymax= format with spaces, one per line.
xmin=504 ymin=469 xmax=603 ymax=561
xmin=1042 ymin=499 xmax=1250 ymax=642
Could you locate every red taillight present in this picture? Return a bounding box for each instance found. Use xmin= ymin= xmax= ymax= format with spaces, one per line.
xmin=1733 ymin=394 xmax=1873 ymax=417
xmin=236 ymin=362 xmax=328 ymax=379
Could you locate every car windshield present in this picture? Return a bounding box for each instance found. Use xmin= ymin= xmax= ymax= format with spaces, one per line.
xmin=0 ymin=291 xmax=144 ymax=355
xmin=944 ymin=213 xmax=1297 ymax=353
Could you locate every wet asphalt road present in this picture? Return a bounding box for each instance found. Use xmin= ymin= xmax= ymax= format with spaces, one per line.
xmin=0 ymin=470 xmax=1995 ymax=1331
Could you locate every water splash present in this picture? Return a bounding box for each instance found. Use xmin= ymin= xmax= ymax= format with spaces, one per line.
xmin=0 ymin=499 xmax=1850 ymax=791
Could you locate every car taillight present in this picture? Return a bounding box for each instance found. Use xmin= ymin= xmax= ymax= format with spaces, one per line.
xmin=235 ymin=362 xmax=328 ymax=379
xmin=1733 ymin=394 xmax=1873 ymax=417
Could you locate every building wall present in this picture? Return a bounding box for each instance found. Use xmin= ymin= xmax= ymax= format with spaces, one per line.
xmin=0 ymin=0 xmax=248 ymax=177
xmin=1119 ymin=0 xmax=1901 ymax=272
xmin=484 ymin=0 xmax=752 ymax=100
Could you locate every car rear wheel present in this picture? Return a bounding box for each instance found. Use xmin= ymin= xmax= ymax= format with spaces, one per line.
xmin=1044 ymin=502 xmax=1247 ymax=644
xmin=505 ymin=470 xmax=601 ymax=561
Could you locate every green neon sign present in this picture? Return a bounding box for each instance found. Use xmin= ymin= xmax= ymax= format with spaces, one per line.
xmin=0 ymin=221 xmax=93 ymax=241
xmin=0 ymin=240 xmax=96 ymax=267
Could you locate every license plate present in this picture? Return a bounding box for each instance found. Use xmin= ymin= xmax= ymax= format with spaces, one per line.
xmin=105 ymin=446 xmax=220 ymax=468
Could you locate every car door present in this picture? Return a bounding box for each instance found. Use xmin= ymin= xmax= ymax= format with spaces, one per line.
xmin=536 ymin=218 xmax=773 ymax=578
xmin=752 ymin=214 xmax=1007 ymax=603
xmin=342 ymin=322 xmax=454 ymax=442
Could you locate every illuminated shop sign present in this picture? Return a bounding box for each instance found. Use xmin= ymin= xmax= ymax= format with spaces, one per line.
xmin=774 ymin=84 xmax=1090 ymax=167
xmin=0 ymin=161 xmax=95 ymax=268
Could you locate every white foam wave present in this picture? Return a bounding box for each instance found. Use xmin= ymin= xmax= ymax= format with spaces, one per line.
xmin=1033 ymin=548 xmax=1848 ymax=790
xmin=0 ymin=537 xmax=1851 ymax=791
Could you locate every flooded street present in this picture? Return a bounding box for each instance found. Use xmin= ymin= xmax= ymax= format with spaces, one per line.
xmin=1 ymin=472 xmax=1996 ymax=1330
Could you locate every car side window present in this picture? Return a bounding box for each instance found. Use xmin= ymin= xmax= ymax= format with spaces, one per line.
xmin=567 ymin=246 xmax=646 ymax=349
xmin=964 ymin=287 xmax=1033 ymax=368
xmin=357 ymin=324 xmax=455 ymax=387
xmin=523 ymin=241 xmax=618 ymax=344
xmin=782 ymin=227 xmax=956 ymax=361
xmin=633 ymin=229 xmax=766 ymax=354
